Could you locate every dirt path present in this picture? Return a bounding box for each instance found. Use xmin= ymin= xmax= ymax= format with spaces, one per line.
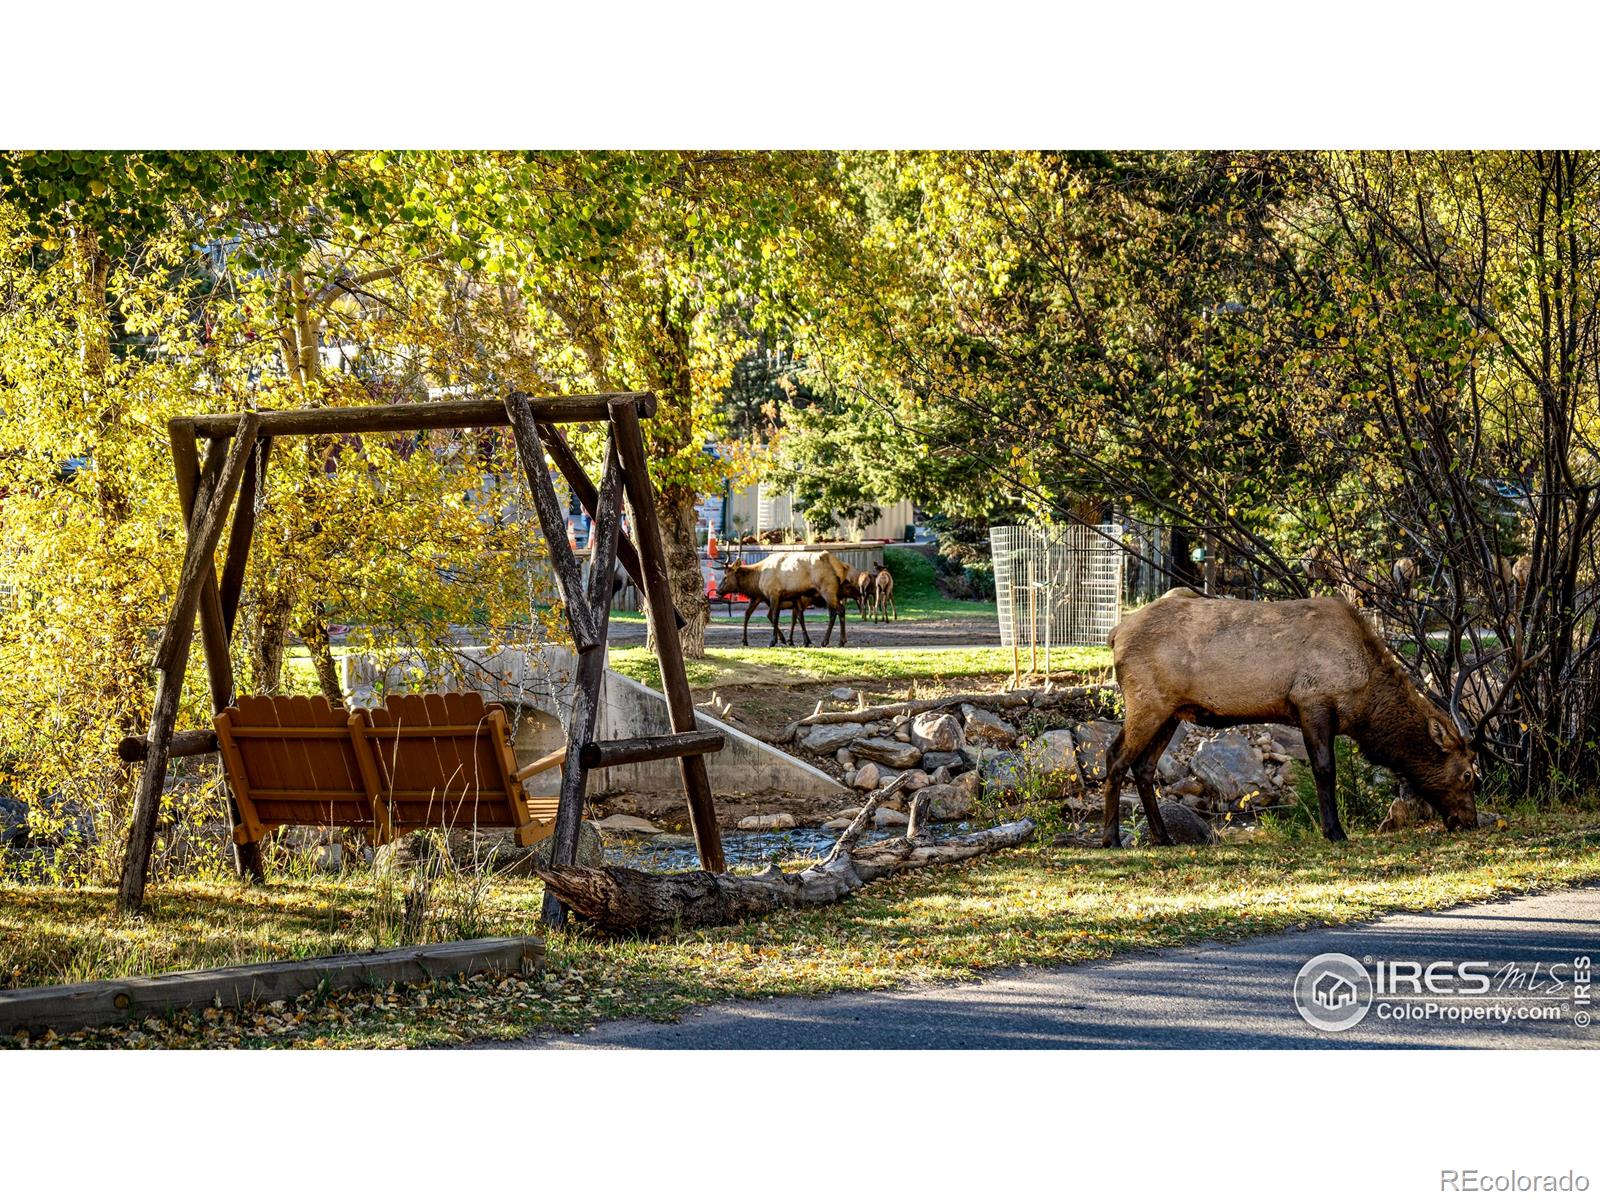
xmin=607 ymin=610 xmax=1002 ymax=649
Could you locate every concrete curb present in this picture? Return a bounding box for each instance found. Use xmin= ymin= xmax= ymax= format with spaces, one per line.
xmin=0 ymin=935 xmax=545 ymax=1038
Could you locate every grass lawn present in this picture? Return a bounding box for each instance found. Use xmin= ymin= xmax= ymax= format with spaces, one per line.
xmin=4 ymin=810 xmax=1598 ymax=1047
xmin=607 ymin=643 xmax=1113 ymax=690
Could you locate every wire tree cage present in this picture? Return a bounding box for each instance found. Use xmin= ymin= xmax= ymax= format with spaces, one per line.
xmin=990 ymin=524 xmax=1124 ymax=681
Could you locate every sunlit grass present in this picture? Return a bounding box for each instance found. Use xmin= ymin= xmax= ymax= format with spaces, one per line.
xmin=608 ymin=643 xmax=1112 ymax=689
xmin=5 ymin=809 xmax=1598 ymax=1047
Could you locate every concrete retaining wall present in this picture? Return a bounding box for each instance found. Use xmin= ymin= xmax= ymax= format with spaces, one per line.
xmin=341 ymin=645 xmax=842 ymax=801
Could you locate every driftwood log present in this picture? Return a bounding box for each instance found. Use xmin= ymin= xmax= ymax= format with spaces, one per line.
xmin=778 ymin=683 xmax=1118 ymax=743
xmin=534 ymin=778 xmax=1036 ymax=934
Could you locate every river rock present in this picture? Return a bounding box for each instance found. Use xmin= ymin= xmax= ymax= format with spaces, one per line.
xmin=912 ymin=783 xmax=973 ymax=821
xmin=0 ymin=793 xmax=27 ymax=846
xmin=1134 ymin=802 xmax=1215 ymax=845
xmin=802 ymin=722 xmax=866 ymax=754
xmin=873 ymin=807 xmax=910 ymax=828
xmin=891 ymin=769 xmax=932 ymax=793
xmin=1268 ymin=726 xmax=1309 ymax=761
xmin=962 ymin=705 xmax=1017 ymax=747
xmin=911 ymin=712 xmax=963 ymax=753
xmin=1022 ymin=729 xmax=1082 ymax=789
xmin=829 ymin=687 xmax=857 ymax=702
xmin=737 ymin=812 xmax=798 ymax=831
xmin=1190 ymin=730 xmax=1267 ymax=803
xmin=853 ymin=761 xmax=882 ymax=791
xmin=920 ymin=750 xmax=963 ymax=773
xmin=593 ymin=813 xmax=664 ymax=835
xmin=851 ymin=737 xmax=924 ymax=769
xmin=835 ymin=747 xmax=855 ymax=767
xmin=1072 ymin=720 xmax=1121 ymax=782
xmin=980 ymin=751 xmax=1027 ymax=796
xmin=822 ymin=818 xmax=852 ymax=831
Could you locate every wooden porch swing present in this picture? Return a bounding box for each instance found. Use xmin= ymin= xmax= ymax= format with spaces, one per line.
xmin=116 ymin=392 xmax=725 ymax=925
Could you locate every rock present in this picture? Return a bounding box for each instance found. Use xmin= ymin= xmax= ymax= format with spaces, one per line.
xmin=835 ymin=748 xmax=855 ymax=767
xmin=1190 ymin=730 xmax=1268 ymax=803
xmin=1215 ymin=824 xmax=1265 ymax=843
xmin=507 ymin=822 xmax=606 ymax=873
xmin=376 ymin=823 xmax=605 ymax=876
xmin=912 ymin=783 xmax=973 ymax=821
xmin=954 ymin=769 xmax=984 ymax=804
xmin=1136 ymin=802 xmax=1215 ymax=845
xmin=311 ymin=843 xmax=344 ymax=873
xmin=1022 ymin=729 xmax=1082 ymax=791
xmin=1269 ymin=727 xmax=1309 ymax=761
xmin=932 ymin=765 xmax=953 ymax=785
xmin=822 ymin=818 xmax=852 ymax=831
xmin=979 ymin=751 xmax=1027 ymax=796
xmin=1170 ymin=777 xmax=1205 ymax=797
xmin=920 ymin=750 xmax=964 ymax=773
xmin=1477 ymin=810 xmax=1507 ymax=830
xmin=892 ymin=769 xmax=932 ymax=793
xmin=835 ymin=807 xmax=862 ymax=820
xmin=1072 ymin=720 xmax=1122 ymax=782
xmin=842 ymin=769 xmax=857 ymax=788
xmin=961 ymin=705 xmax=1017 ymax=747
xmin=801 ymin=722 xmax=866 ymax=754
xmin=1157 ymin=750 xmax=1186 ymax=784
xmin=853 ymin=762 xmax=882 ymax=791
xmin=851 ymin=737 xmax=924 ymax=769
xmin=593 ymin=813 xmax=664 ymax=835
xmin=894 ymin=730 xmax=912 ymax=743
xmin=737 ymin=812 xmax=798 ymax=831
xmin=911 ymin=712 xmax=963 ymax=753
xmin=0 ymin=793 xmax=27 ymax=846
xmin=829 ymin=687 xmax=856 ymax=702
xmin=872 ymin=807 xmax=909 ymax=828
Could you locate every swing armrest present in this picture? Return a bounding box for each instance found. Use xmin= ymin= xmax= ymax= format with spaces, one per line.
xmin=514 ymin=744 xmax=567 ymax=782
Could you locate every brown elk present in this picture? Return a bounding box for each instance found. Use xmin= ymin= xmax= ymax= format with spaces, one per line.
xmin=1101 ymin=589 xmax=1480 ymax=847
xmin=871 ymin=562 xmax=896 ymax=622
xmin=851 ymin=568 xmax=876 ymax=619
xmin=716 ymin=550 xmax=853 ymax=647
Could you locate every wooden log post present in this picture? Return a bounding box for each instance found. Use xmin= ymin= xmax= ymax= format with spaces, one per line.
xmin=608 ymin=397 xmax=726 ymax=874
xmin=119 ymin=413 xmax=260 ymax=912
xmin=505 ymin=397 xmax=624 ymax=927
xmin=173 ymin=429 xmax=266 ymax=882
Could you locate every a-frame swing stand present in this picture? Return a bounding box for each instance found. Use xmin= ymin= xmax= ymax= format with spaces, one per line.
xmin=116 ymin=391 xmax=726 ymax=924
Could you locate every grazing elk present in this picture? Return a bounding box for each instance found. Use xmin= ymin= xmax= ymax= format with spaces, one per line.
xmin=851 ymin=568 xmax=876 ymax=619
xmin=1100 ymin=589 xmax=1480 ymax=847
xmin=716 ymin=550 xmax=853 ymax=647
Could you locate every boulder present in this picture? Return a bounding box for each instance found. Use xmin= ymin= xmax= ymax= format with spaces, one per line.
xmin=931 ymin=765 xmax=953 ymax=785
xmin=853 ymin=762 xmax=882 ymax=791
xmin=920 ymin=750 xmax=964 ymax=773
xmin=892 ymin=769 xmax=932 ymax=793
xmin=835 ymin=806 xmax=862 ymax=820
xmin=1072 ymin=720 xmax=1121 ymax=782
xmin=593 ymin=813 xmax=664 ymax=835
xmin=962 ymin=705 xmax=1017 ymax=747
xmin=872 ymin=807 xmax=910 ymax=829
xmin=979 ymin=751 xmax=1027 ymax=796
xmin=1190 ymin=730 xmax=1268 ymax=803
xmin=1022 ymin=729 xmax=1082 ymax=790
xmin=912 ymin=783 xmax=973 ymax=822
xmin=1136 ymin=802 xmax=1215 ymax=846
xmin=1267 ymin=726 xmax=1309 ymax=761
xmin=911 ymin=712 xmax=963 ymax=753
xmin=829 ymin=687 xmax=857 ymax=702
xmin=821 ymin=818 xmax=852 ymax=831
xmin=0 ymin=793 xmax=27 ymax=846
xmin=851 ymin=737 xmax=924 ymax=769
xmin=737 ymin=812 xmax=798 ymax=831
xmin=802 ymin=721 xmax=867 ymax=754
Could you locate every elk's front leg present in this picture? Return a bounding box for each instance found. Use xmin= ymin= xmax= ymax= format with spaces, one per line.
xmin=1299 ymin=706 xmax=1347 ymax=842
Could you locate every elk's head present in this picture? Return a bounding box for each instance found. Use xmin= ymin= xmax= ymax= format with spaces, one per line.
xmin=715 ymin=564 xmax=751 ymax=598
xmin=1416 ymin=713 xmax=1480 ymax=832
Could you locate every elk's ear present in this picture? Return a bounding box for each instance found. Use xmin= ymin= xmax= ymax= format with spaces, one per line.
xmin=1428 ymin=718 xmax=1452 ymax=749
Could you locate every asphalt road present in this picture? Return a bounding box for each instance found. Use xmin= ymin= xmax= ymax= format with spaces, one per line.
xmin=508 ymin=887 xmax=1600 ymax=1049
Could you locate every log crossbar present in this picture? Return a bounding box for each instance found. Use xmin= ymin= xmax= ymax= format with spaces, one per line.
xmin=578 ymin=730 xmax=726 ymax=770
xmin=117 ymin=388 xmax=726 ymax=918
xmin=177 ymin=392 xmax=655 ymax=439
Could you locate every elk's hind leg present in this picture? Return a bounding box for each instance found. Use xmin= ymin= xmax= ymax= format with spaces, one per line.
xmin=1131 ymin=716 xmax=1180 ymax=845
xmin=1102 ymin=709 xmax=1174 ymax=848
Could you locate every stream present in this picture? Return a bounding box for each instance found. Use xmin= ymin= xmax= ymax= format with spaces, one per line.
xmin=601 ymin=821 xmax=974 ymax=873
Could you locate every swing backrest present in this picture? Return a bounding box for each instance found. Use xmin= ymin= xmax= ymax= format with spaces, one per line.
xmin=360 ymin=692 xmax=524 ymax=834
xmin=213 ymin=691 xmax=551 ymax=847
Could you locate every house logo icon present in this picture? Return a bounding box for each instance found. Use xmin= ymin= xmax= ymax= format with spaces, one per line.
xmin=1293 ymin=953 xmax=1374 ymax=1031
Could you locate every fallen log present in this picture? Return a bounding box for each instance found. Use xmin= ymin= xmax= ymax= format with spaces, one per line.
xmin=534 ymin=780 xmax=1036 ymax=934
xmin=779 ymin=683 xmax=1118 ymax=743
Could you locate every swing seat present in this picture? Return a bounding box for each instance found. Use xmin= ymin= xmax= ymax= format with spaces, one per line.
xmin=213 ymin=692 xmax=563 ymax=848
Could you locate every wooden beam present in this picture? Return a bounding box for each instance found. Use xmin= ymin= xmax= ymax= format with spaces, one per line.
xmin=608 ymin=397 xmax=726 ymax=874
xmin=535 ymin=420 xmax=684 ymax=630
xmin=116 ymin=729 xmax=219 ymax=763
xmin=119 ymin=414 xmax=260 ymax=912
xmin=151 ymin=415 xmax=261 ymax=672
xmin=579 ymin=730 xmax=725 ymax=770
xmin=0 ymin=936 xmax=545 ymax=1038
xmin=178 ymin=392 xmax=655 ymax=439
xmin=218 ymin=436 xmax=268 ymax=638
xmin=504 ymin=395 xmax=599 ymax=651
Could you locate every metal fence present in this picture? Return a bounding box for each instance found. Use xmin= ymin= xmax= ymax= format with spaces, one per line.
xmin=990 ymin=524 xmax=1124 ymax=652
